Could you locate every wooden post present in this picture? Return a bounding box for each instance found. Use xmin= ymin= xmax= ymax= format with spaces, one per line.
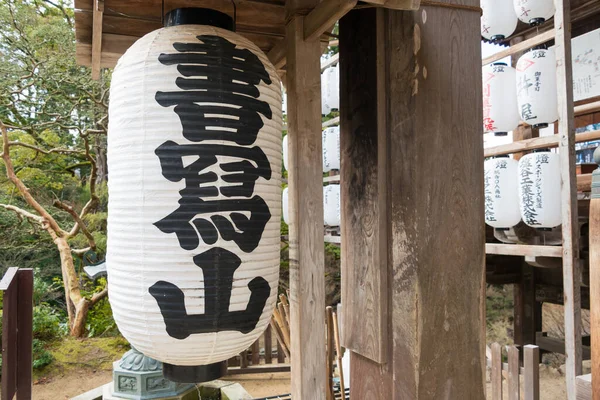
xmin=555 ymin=1 xmax=582 ymax=398
xmin=264 ymin=325 xmax=273 ymax=364
xmin=507 ymin=345 xmax=520 ymax=400
xmin=340 ymin=3 xmax=484 ymax=399
xmin=524 ymin=345 xmax=540 ymax=400
xmin=590 ymin=152 xmax=600 ymax=400
xmin=491 ymin=343 xmax=503 ymax=400
xmin=285 ymin=0 xmax=326 ymax=397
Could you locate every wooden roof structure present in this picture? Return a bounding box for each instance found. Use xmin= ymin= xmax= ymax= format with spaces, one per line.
xmin=74 ymin=0 xmax=420 ymax=79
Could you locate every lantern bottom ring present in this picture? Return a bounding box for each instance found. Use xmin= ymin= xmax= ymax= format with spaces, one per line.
xmin=532 ymin=123 xmax=549 ymax=130
xmin=163 ymin=360 xmax=228 ymax=383
xmin=493 ymin=131 xmax=508 ymax=137
xmin=529 ymin=18 xmax=546 ymax=27
xmin=490 ymin=35 xmax=505 ymax=42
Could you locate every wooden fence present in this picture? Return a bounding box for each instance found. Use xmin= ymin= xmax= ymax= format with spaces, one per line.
xmin=227 ymin=324 xmax=290 ymax=375
xmin=1 ymin=268 xmax=33 ymax=400
xmin=488 ymin=343 xmax=540 ymax=400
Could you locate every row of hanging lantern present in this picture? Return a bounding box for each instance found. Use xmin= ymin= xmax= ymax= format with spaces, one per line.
xmin=281 ymin=184 xmax=341 ymax=227
xmin=481 ymin=0 xmax=555 ymax=41
xmin=484 ymin=151 xmax=561 ymax=229
xmin=107 ymin=8 xmax=283 ymax=383
xmin=282 ymin=126 xmax=340 ymax=173
xmin=483 ymin=48 xmax=558 ymax=135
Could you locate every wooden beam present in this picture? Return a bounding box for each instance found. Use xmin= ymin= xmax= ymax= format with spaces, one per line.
xmin=590 ymin=164 xmax=600 ymax=399
xmin=285 ymin=1 xmax=327 ymax=399
xmin=555 ymin=1 xmax=583 ymax=396
xmin=268 ymin=40 xmax=287 ymax=69
xmin=91 ymin=0 xmax=104 ymax=80
xmin=485 ymin=244 xmax=563 ymax=258
xmin=304 ymin=0 xmax=357 ymax=42
xmin=482 ymin=30 xmax=554 ymax=66
xmin=484 ymin=130 xmax=600 ymax=158
xmin=535 ymin=333 xmax=591 ymax=360
xmin=361 ymin=0 xmax=420 ymax=9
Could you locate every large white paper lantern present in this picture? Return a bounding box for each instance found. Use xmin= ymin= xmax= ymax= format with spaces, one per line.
xmin=516 ymin=48 xmax=558 ymax=128
xmin=282 ymin=134 xmax=289 ymax=171
xmin=107 ymin=8 xmax=282 ymax=382
xmin=483 ymin=63 xmax=520 ymax=134
xmin=484 ymin=157 xmax=521 ymax=228
xmin=282 ymin=187 xmax=289 ymax=225
xmin=481 ymin=0 xmax=518 ymax=41
xmin=518 ymin=151 xmax=561 ymax=228
xmin=323 ymin=184 xmax=341 ymax=226
xmin=322 ymin=126 xmax=340 ymax=172
xmin=513 ymin=0 xmax=554 ymax=26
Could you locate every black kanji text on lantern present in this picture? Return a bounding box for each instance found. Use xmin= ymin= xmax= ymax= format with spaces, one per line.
xmin=150 ymin=34 xmax=274 ymax=339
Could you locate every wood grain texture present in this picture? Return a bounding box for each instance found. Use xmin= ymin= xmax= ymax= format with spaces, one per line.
xmin=524 ymin=345 xmax=540 ymax=400
xmin=555 ymin=1 xmax=583 ymax=397
xmin=16 ymin=269 xmax=33 ymax=400
xmin=339 ymin=6 xmax=388 ymax=365
xmin=576 ymin=374 xmax=592 ymax=400
xmin=264 ymin=325 xmax=273 ymax=364
xmin=482 ymin=30 xmax=554 ymax=66
xmin=304 ymin=0 xmax=357 ymax=41
xmin=484 ymin=130 xmax=600 ymax=158
xmin=285 ymin=6 xmax=327 ymax=399
xmin=507 ymin=346 xmax=520 ymax=400
xmin=91 ymin=0 xmax=104 ymax=80
xmin=386 ymin=3 xmax=485 ymax=398
xmin=486 ymin=243 xmax=563 ymax=257
xmin=491 ymin=343 xmax=502 ymax=400
xmin=589 ymin=192 xmax=600 ymax=400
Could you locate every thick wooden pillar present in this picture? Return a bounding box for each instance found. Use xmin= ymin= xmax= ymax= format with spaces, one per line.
xmin=340 ymin=3 xmax=485 ymax=399
xmin=285 ymin=1 xmax=327 ymax=399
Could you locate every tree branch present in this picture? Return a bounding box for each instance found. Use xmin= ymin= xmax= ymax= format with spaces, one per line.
xmin=0 ymin=203 xmax=44 ymax=224
xmin=90 ymin=288 xmax=108 ymax=306
xmin=8 ymin=141 xmax=85 ymax=156
xmin=53 ymin=200 xmax=96 ymax=249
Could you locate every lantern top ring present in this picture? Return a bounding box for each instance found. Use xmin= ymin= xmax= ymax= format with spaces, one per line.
xmin=164 ymin=7 xmax=234 ymax=31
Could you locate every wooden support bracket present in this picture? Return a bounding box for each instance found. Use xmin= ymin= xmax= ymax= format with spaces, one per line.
xmin=304 ymin=0 xmax=358 ymax=41
xmin=361 ymin=0 xmax=420 ymax=10
xmin=91 ymin=0 xmax=104 ymax=80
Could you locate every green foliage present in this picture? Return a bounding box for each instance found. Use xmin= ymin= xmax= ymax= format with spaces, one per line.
xmin=32 ymin=339 xmax=54 ymax=369
xmin=33 ymin=304 xmax=65 ymax=341
xmin=82 ymin=278 xmax=117 ymax=337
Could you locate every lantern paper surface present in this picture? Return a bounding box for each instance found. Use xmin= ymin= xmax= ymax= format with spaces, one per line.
xmin=481 ymin=0 xmax=518 ymax=41
xmin=323 ymin=184 xmax=341 ymax=227
xmin=516 ymin=49 xmax=558 ymax=127
xmin=321 ymin=70 xmax=331 ymax=115
xmin=107 ymin=25 xmax=282 ymax=366
xmin=484 ymin=158 xmax=521 ymax=228
xmin=282 ymin=134 xmax=289 ymax=171
xmin=483 ymin=63 xmax=520 ymax=134
xmin=282 ymin=187 xmax=289 ymax=225
xmin=323 ymin=65 xmax=340 ymax=112
xmin=518 ymin=152 xmax=561 ymax=228
xmin=322 ymin=126 xmax=340 ymax=172
xmin=513 ymin=0 xmax=555 ymax=25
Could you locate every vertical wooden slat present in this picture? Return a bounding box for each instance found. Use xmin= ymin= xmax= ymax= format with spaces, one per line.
xmin=277 ymin=341 xmax=286 ymax=363
xmin=555 ymin=1 xmax=582 ymax=398
xmin=240 ymin=350 xmax=249 ymax=369
xmin=251 ymin=339 xmax=260 ymax=366
xmin=524 ymin=345 xmax=540 ymax=400
xmin=591 ymin=162 xmax=600 ymax=400
xmin=1 ymin=269 xmax=18 ymax=400
xmin=491 ymin=343 xmax=503 ymax=400
xmin=285 ymin=0 xmax=326 ymax=396
xmin=91 ymin=0 xmax=104 ymax=80
xmin=507 ymin=345 xmax=520 ymax=400
xmin=264 ymin=325 xmax=273 ymax=364
xmin=16 ymin=269 xmax=33 ymax=400
xmin=326 ymin=306 xmax=335 ymax=400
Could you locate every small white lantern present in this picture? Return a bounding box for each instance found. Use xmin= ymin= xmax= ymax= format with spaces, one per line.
xmin=518 ymin=151 xmax=561 ymax=228
xmin=324 ymin=65 xmax=340 ymax=111
xmin=107 ymin=8 xmax=282 ymax=382
xmin=481 ymin=0 xmax=518 ymax=41
xmin=323 ymin=184 xmax=341 ymax=227
xmin=483 ymin=63 xmax=520 ymax=134
xmin=513 ymin=0 xmax=555 ymax=26
xmin=282 ymin=187 xmax=289 ymax=225
xmin=321 ymin=70 xmax=331 ymax=115
xmin=484 ymin=157 xmax=521 ymax=228
xmin=322 ymin=126 xmax=340 ymax=172
xmin=516 ymin=48 xmax=558 ymax=128
xmin=282 ymin=134 xmax=289 ymax=171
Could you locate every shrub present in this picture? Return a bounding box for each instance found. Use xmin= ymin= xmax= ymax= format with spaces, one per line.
xmin=32 ymin=339 xmax=53 ymax=369
xmin=33 ymin=304 xmax=64 ymax=341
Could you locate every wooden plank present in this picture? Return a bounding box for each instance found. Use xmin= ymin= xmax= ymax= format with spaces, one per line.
xmin=16 ymin=269 xmax=33 ymax=400
xmin=576 ymin=374 xmax=592 ymax=400
xmin=507 ymin=346 xmax=520 ymax=400
xmin=535 ymin=332 xmax=591 ymax=359
xmin=91 ymin=0 xmax=104 ymax=80
xmin=326 ymin=306 xmax=335 ymax=400
xmin=524 ymin=345 xmax=540 ymax=400
xmin=484 ymin=130 xmax=600 ymax=158
xmin=339 ymin=6 xmax=387 ymax=364
xmin=486 ymin=243 xmax=563 ymax=258
xmin=578 ymin=174 xmax=592 ymax=192
xmin=385 ymin=3 xmax=485 ymax=398
xmin=1 ymin=269 xmax=18 ymax=400
xmin=591 ymin=165 xmax=600 ymax=399
xmin=240 ymin=350 xmax=249 ymax=369
xmin=491 ymin=343 xmax=503 ymax=400
xmin=285 ymin=1 xmax=327 ymax=397
xmin=361 ymin=0 xmax=420 ymax=9
xmin=576 ymin=101 xmax=600 ymax=117
xmin=251 ymin=339 xmax=260 ymax=365
xmin=304 ymin=0 xmax=357 ymax=42
xmin=277 ymin=341 xmax=286 ymax=363
xmin=264 ymin=325 xmax=273 ymax=364
xmin=321 ymin=53 xmax=339 ymax=72
xmin=227 ymin=364 xmax=291 ymax=375
xmin=555 ymin=1 xmax=583 ymax=397
xmin=482 ymin=30 xmax=555 ymax=66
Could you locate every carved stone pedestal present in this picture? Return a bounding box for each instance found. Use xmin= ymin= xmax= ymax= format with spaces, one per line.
xmin=105 ymin=348 xmax=197 ymax=400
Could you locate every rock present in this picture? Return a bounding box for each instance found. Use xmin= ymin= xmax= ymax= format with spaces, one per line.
xmin=221 ymin=383 xmax=253 ymax=400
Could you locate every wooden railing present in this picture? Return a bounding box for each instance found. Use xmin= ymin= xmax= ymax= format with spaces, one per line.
xmin=227 ymin=324 xmax=290 ymax=375
xmin=487 ymin=343 xmax=540 ymax=400
xmin=1 ymin=268 xmax=33 ymax=400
